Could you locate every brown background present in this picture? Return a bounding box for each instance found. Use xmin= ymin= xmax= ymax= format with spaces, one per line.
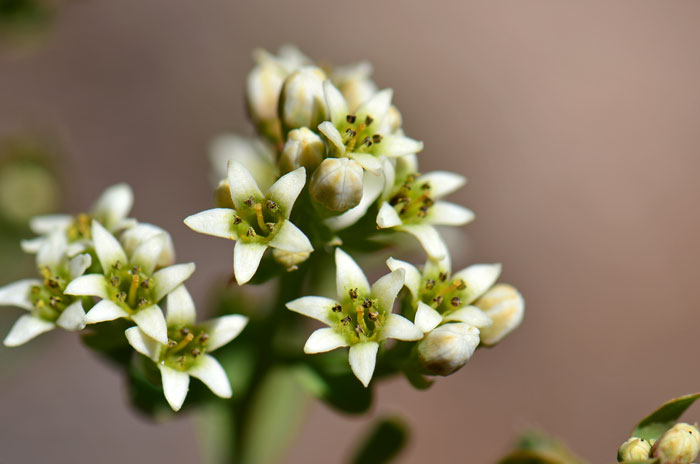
xmin=2 ymin=1 xmax=700 ymax=462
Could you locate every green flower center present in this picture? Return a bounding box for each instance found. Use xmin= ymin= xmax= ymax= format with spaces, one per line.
xmin=30 ymin=266 xmax=74 ymax=322
xmin=388 ymin=174 xmax=435 ymax=224
xmin=66 ymin=213 xmax=92 ymax=242
xmin=233 ymin=196 xmax=284 ymax=243
xmin=337 ymin=113 xmax=383 ymax=155
xmin=419 ymin=272 xmax=467 ymax=316
xmin=330 ymin=288 xmax=388 ymax=344
xmin=161 ymin=325 xmax=210 ymax=371
xmin=106 ymin=261 xmax=155 ymax=312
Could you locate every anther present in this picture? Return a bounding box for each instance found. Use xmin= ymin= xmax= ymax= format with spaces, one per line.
xmin=140 ymin=279 xmax=150 ymax=289
xmin=348 ymin=288 xmax=358 ymax=300
xmin=354 ymin=324 xmax=364 ymax=335
xmin=199 ymin=333 xmax=209 ymax=343
xmin=365 ymin=115 xmax=374 ymax=126
xmin=341 ymin=316 xmax=351 ymax=325
xmin=439 ymin=272 xmax=448 ymax=282
xmin=180 ymin=327 xmax=191 ymax=337
xmin=244 ymin=196 xmax=255 ymax=207
xmin=233 ymin=216 xmax=242 ymax=225
xmin=426 ymin=279 xmax=436 ymax=289
xmin=266 ymin=199 xmax=277 ymax=211
xmin=137 ymin=298 xmax=149 ymax=307
xmin=345 ymin=128 xmax=357 ymax=137
xmin=362 ymin=137 xmax=372 ymax=147
xmin=49 ymin=296 xmax=61 ymax=307
xmin=346 ymin=114 xmax=356 ymax=123
xmin=368 ymin=311 xmax=379 ymax=321
xmin=454 ymin=279 xmax=467 ymax=290
xmin=113 ymin=261 xmax=122 ymax=270
xmin=362 ymin=298 xmax=372 ymax=309
xmin=433 ymin=295 xmax=443 ymax=305
xmin=332 ymin=304 xmax=342 ymax=312
xmin=168 ymin=340 xmax=178 ymax=347
xmin=266 ymin=222 xmax=275 ymax=231
xmin=421 ymin=183 xmax=430 ymax=190
xmin=247 ymin=227 xmax=256 ymax=237
xmin=191 ymin=349 xmax=201 ymax=358
xmin=450 ymin=297 xmax=461 ymax=307
xmin=116 ymin=292 xmax=127 ymax=303
xmin=372 ymin=134 xmax=382 ymax=143
xmin=110 ymin=276 xmax=120 ymax=287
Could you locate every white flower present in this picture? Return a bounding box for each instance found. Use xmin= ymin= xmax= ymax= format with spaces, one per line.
xmin=278 ymin=66 xmax=328 ymax=133
xmin=184 ymin=161 xmax=313 ymax=285
xmin=472 ymin=283 xmax=525 ymax=346
xmin=125 ymin=285 xmax=248 ymax=411
xmin=415 ymin=322 xmax=480 ymax=376
xmin=65 ymin=221 xmax=195 ymax=344
xmin=286 ymin=248 xmax=422 ymax=387
xmin=1 ymin=232 xmax=91 ymax=346
xmin=376 ymin=159 xmax=474 ymax=259
xmin=209 ymin=135 xmax=279 ymax=192
xmin=120 ymin=222 xmax=176 ymax=270
xmin=329 ymin=61 xmax=378 ymax=112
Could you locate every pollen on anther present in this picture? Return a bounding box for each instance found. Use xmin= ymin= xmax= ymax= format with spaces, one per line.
xmin=233 ymin=216 xmax=242 ymax=225
xmin=426 ymin=279 xmax=435 ymax=289
xmin=341 ymin=316 xmax=351 ymax=325
xmin=365 ymin=115 xmax=374 ymax=126
xmin=450 ymin=297 xmax=461 ymax=307
xmin=439 ymin=272 xmax=448 ymax=282
xmin=266 ymin=200 xmax=277 ymax=211
xmin=372 ymin=134 xmax=382 ymax=143
xmin=332 ymin=304 xmax=342 ymax=312
xmin=349 ymin=288 xmax=358 ymax=300
xmin=433 ymin=295 xmax=443 ymax=305
xmin=346 ymin=114 xmax=356 ymax=123
xmin=362 ymin=298 xmax=372 ymax=309
xmin=244 ymin=196 xmax=255 ymax=207
xmin=354 ymin=324 xmax=364 ymax=335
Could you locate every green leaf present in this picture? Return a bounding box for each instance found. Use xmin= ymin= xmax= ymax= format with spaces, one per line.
xmin=294 ymin=362 xmax=373 ymax=414
xmin=81 ymin=319 xmax=133 ymax=367
xmin=633 ymin=393 xmax=700 ymax=440
xmin=349 ymin=417 xmax=409 ymax=464
xmin=498 ymin=431 xmax=587 ymax=464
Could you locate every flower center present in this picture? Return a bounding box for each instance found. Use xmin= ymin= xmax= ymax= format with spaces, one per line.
xmin=232 ymin=197 xmax=283 ymax=243
xmin=338 ymin=113 xmax=383 ymax=154
xmin=66 ymin=213 xmax=92 ymax=242
xmin=388 ymin=174 xmax=435 ymax=223
xmin=419 ymin=272 xmax=467 ymax=316
xmin=161 ymin=325 xmax=210 ymax=371
xmin=330 ymin=288 xmax=387 ymax=344
xmin=30 ymin=266 xmax=74 ymax=322
xmin=106 ymin=261 xmax=155 ymax=312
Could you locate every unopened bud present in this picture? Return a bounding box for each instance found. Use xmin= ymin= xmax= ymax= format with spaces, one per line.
xmin=278 ymin=66 xmax=327 ymax=133
xmin=309 ymin=157 xmax=363 ymax=212
xmin=280 ymin=127 xmax=325 ymax=173
xmin=331 ymin=62 xmax=378 ymax=111
xmin=246 ymin=61 xmax=286 ymax=142
xmin=416 ymin=323 xmax=480 ymax=376
xmin=618 ymin=437 xmax=652 ymax=461
xmin=651 ymin=423 xmax=700 ymax=464
xmin=473 ymin=284 xmax=524 ymax=346
xmin=272 ymin=248 xmax=310 ymax=271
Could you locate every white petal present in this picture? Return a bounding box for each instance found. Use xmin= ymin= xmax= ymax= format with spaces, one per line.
xmin=318 ymin=121 xmax=346 ymax=157
xmin=92 ymin=183 xmax=134 ymax=230
xmin=188 ymin=354 xmax=232 ymax=398
xmin=416 ymin=171 xmax=466 ymax=199
xmin=426 ymin=202 xmax=475 ymax=226
xmin=36 ymin=232 xmax=67 ymax=269
xmin=286 ymin=296 xmax=336 ymax=325
xmin=184 ymin=208 xmax=238 ymax=240
xmin=3 ymin=314 xmax=54 ymax=346
xmin=152 ymin=263 xmax=196 ymax=302
xmin=159 ymin=365 xmax=190 ymax=411
xmin=269 ymin=220 xmax=313 ymax=253
xmin=68 ymin=254 xmax=92 ymax=281
xmin=64 ymin=274 xmax=109 ymax=299
xmin=165 ymin=285 xmax=196 ymax=326
xmin=477 ymin=284 xmax=525 ymax=346
xmin=323 ymin=80 xmax=349 ymax=126
xmin=131 ymin=233 xmax=167 ymax=274
xmin=348 ymin=341 xmax=379 ymax=387
xmin=414 ymin=301 xmax=443 ymax=333
xmin=398 ymin=224 xmax=447 ymax=260
xmin=120 ymin=223 xmax=176 ymax=268
xmin=380 ymin=158 xmax=396 ymax=200
xmin=376 ymin=202 xmax=402 ymax=228
xmin=210 ymin=135 xmax=278 ymax=192
xmin=304 ymin=327 xmax=348 ymax=353
xmin=381 ymin=313 xmax=422 ymax=341
xmin=55 ymin=300 xmax=86 ymax=331
xmin=228 ymin=160 xmax=264 ymax=210
xmin=132 ymin=305 xmax=168 ymax=344
xmin=444 ymin=305 xmax=493 ymax=328
xmin=335 ymin=248 xmax=370 ymax=297
xmin=29 ymin=214 xmax=71 ymax=234
xmin=200 ymin=314 xmax=249 ymax=352
xmin=125 ymin=326 xmax=161 ymax=361
xmin=84 ymin=300 xmax=130 ymax=324
xmin=452 ymin=263 xmax=502 ymax=304
xmin=233 ymin=241 xmax=267 ymax=285
xmin=20 ymin=237 xmax=44 ymax=254
xmin=386 ymin=257 xmax=421 ymax=300
xmin=371 ymin=269 xmax=405 ymax=312
xmin=349 ymin=153 xmax=382 ymax=174
xmin=356 ymin=88 xmax=393 ymax=123
xmin=0 ymin=279 xmax=40 ymax=310
xmin=379 ymin=134 xmax=424 ymax=157
xmin=266 ymin=167 xmax=306 ymax=218
xmin=325 ymin=169 xmax=384 ymax=231
xmin=92 ymin=220 xmax=127 ymax=270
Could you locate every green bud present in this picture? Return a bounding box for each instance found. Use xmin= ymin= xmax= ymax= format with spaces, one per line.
xmin=279 ymin=127 xmax=324 ymax=174
xmin=651 ymin=423 xmax=700 ymax=464
xmin=415 ymin=323 xmax=480 ymax=376
xmin=278 ymin=66 xmax=327 ymax=133
xmin=309 ymin=157 xmax=363 ymax=212
xmin=617 ymin=437 xmax=652 ymax=461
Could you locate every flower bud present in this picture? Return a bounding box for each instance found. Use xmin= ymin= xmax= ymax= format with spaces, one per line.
xmin=278 ymin=66 xmax=327 ymax=133
xmin=651 ymin=423 xmax=700 ymax=464
xmin=331 ymin=62 xmax=378 ymax=111
xmin=309 ymin=157 xmax=364 ymax=212
xmin=618 ymin=437 xmax=652 ymax=461
xmin=272 ymin=248 xmax=310 ymax=271
xmin=416 ymin=323 xmax=480 ymax=376
xmin=279 ymin=127 xmax=325 ymax=174
xmin=473 ymin=283 xmax=524 ymax=346
xmin=246 ymin=60 xmax=286 ymax=141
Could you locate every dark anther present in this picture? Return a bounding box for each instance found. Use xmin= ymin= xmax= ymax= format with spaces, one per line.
xmin=266 ymin=222 xmax=275 ymax=231
xmin=341 ymin=316 xmax=351 ymax=325
xmin=247 ymin=227 xmax=256 ymax=237
xmin=354 ymin=324 xmax=364 ymax=334
xmin=422 ymin=197 xmax=434 ymax=207
xmin=116 ymin=292 xmax=127 ymax=302
xmin=49 ymin=296 xmax=61 ymax=307
xmin=110 ymin=276 xmax=121 ymax=287
xmin=244 ymin=196 xmax=255 ymax=206
xmin=368 ymin=311 xmax=379 ymax=321
xmin=138 ymin=297 xmax=148 ymax=307
xmin=455 ymin=279 xmax=467 ymax=290
xmin=346 ymin=114 xmax=356 ymax=123
xmin=178 ymin=356 xmax=185 ymax=365
xmin=372 ymin=134 xmax=382 ymax=143
xmin=180 ymin=327 xmax=191 ymax=337
xmin=399 ymin=207 xmax=408 ymax=215
xmin=365 ymin=115 xmax=374 ymax=126
xmin=132 ymin=266 xmax=140 ymax=275
xmin=191 ymin=349 xmax=201 ymax=357
xmin=47 ymin=279 xmax=59 ymax=289
xmin=450 ymin=297 xmax=461 ymax=307
xmin=421 ymin=183 xmax=430 ymax=190
xmin=426 ymin=279 xmax=436 ymax=289
xmin=362 ymin=298 xmax=372 ymax=309
xmin=433 ymin=295 xmax=444 ymax=305
xmin=266 ymin=199 xmax=277 ymax=210
xmin=389 ymin=194 xmax=407 ymax=206
xmin=140 ymin=279 xmax=150 ymax=289
xmin=233 ymin=216 xmax=242 ymax=225
xmin=168 ymin=340 xmax=178 ymax=347
xmin=345 ymin=128 xmax=357 ymax=138
xmin=199 ymin=333 xmax=209 ymax=343
xmin=113 ymin=261 xmax=122 ymax=270
xmin=439 ymin=272 xmax=448 ymax=282
xmin=362 ymin=137 xmax=372 ymax=146
xmin=349 ymin=288 xmax=359 ymax=300
xmin=332 ymin=304 xmax=342 ymax=312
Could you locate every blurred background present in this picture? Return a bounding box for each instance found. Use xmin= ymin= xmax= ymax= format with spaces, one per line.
xmin=1 ymin=1 xmax=700 ymax=462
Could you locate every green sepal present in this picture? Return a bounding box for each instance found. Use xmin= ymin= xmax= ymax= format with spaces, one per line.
xmin=349 ymin=417 xmax=409 ymax=464
xmin=632 ymin=392 xmax=700 ymax=440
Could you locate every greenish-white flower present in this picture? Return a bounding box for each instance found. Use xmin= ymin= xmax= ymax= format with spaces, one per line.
xmin=286 ymin=248 xmax=422 ymax=387
xmin=309 ymin=157 xmax=365 ymax=212
xmin=65 ymin=221 xmax=195 ymax=344
xmin=125 ymin=285 xmax=248 ymax=411
xmin=330 ymin=61 xmax=378 ymax=112
xmin=209 ymin=134 xmax=278 ymax=192
xmin=184 ymin=161 xmax=313 ymax=285
xmin=415 ymin=322 xmax=480 ymax=376
xmin=0 ymin=232 xmax=91 ymax=346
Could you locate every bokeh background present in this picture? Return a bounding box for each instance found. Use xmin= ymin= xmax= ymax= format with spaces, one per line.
xmin=2 ymin=1 xmax=700 ymax=462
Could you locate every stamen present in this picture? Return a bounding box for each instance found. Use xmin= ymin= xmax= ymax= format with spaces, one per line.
xmin=341 ymin=316 xmax=351 ymax=325
xmin=346 ymin=114 xmax=356 ymax=123
xmin=266 ymin=199 xmax=277 ymax=211
xmin=233 ymin=216 xmax=242 ymax=225
xmin=362 ymin=298 xmax=372 ymax=309
xmin=246 ymin=227 xmax=256 ymax=238
xmin=368 ymin=311 xmax=379 ymax=321
xmin=365 ymin=115 xmax=374 ymax=126
xmin=439 ymin=272 xmax=448 ymax=282
xmin=110 ymin=276 xmax=120 ymax=287
xmin=348 ymin=288 xmax=358 ymax=300
xmin=372 ymin=134 xmax=382 ymax=143
xmin=354 ymin=324 xmax=363 ymax=335
xmin=425 ymin=279 xmax=436 ymax=289
xmin=450 ymin=297 xmax=461 ymax=307
xmin=432 ymin=295 xmax=443 ymax=306
xmin=244 ymin=196 xmax=255 ymax=207
xmin=332 ymin=304 xmax=342 ymax=312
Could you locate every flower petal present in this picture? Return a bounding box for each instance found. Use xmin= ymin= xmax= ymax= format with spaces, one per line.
xmin=444 ymin=305 xmax=493 ymax=328
xmin=68 ymin=254 xmax=92 ymax=281
xmin=376 ymin=202 xmax=402 ymax=228
xmin=120 ymin=223 xmax=176 ymax=268
xmin=200 ymin=314 xmax=249 ymax=352
xmin=304 ymin=327 xmax=348 ymax=353
xmin=29 ymin=214 xmax=71 ymax=235
xmin=159 ymin=365 xmax=190 ymax=411
xmin=426 ymin=202 xmax=475 ymax=226
xmin=125 ymin=326 xmax=161 ymax=361
xmin=416 ymin=171 xmax=466 ymax=199
xmin=64 ymin=274 xmax=109 ymax=299
xmin=84 ymin=300 xmax=130 ymax=324
xmin=132 ymin=305 xmax=168 ymax=344
xmin=188 ymin=354 xmax=232 ymax=399
xmin=209 ymin=135 xmax=278 ymax=192
xmin=165 ymin=285 xmax=196 ymax=326
xmin=36 ymin=232 xmax=67 ymax=269
xmin=184 ymin=208 xmax=238 ymax=240
xmin=0 ymin=279 xmax=40 ymax=310
xmin=152 ymin=263 xmax=196 ymax=302
xmin=452 ymin=263 xmax=502 ymax=304
xmin=266 ymin=167 xmax=306 ymax=218
xmin=414 ymin=301 xmax=443 ymax=333
xmin=228 ymin=160 xmax=264 ymax=210
xmin=385 ymin=257 xmax=421 ymax=300
xmin=379 ymin=134 xmax=424 ymax=157
xmin=325 ymin=169 xmax=384 ymax=231
xmin=323 ymin=80 xmax=349 ymax=126
xmin=349 ymin=153 xmax=382 ymax=174
xmin=92 ymin=220 xmax=127 ymax=270
xmin=3 ymin=315 xmax=55 ymax=346
xmin=356 ymin=88 xmax=392 ymax=124
xmin=335 ymin=248 xmax=370 ymax=297
xmin=371 ymin=269 xmax=405 ymax=312
xmin=398 ymin=224 xmax=447 ymax=260
xmin=348 ymin=341 xmax=379 ymax=387
xmin=381 ymin=313 xmax=422 ymax=341
xmin=269 ymin=219 xmax=313 ymax=253
xmin=20 ymin=237 xmax=44 ymax=254
xmin=233 ymin=241 xmax=267 ymax=285
xmin=92 ymin=183 xmax=134 ymax=230
xmin=55 ymin=300 xmax=86 ymax=331
xmin=318 ymin=121 xmax=346 ymax=157
xmin=131 ymin=233 xmax=167 ymax=274
xmin=286 ymin=296 xmax=336 ymax=325
xmin=476 ymin=284 xmax=525 ymax=346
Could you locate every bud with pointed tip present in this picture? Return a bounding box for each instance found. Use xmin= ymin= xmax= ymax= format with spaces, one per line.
xmin=278 ymin=66 xmax=327 ymax=134
xmin=415 ymin=323 xmax=480 ymax=376
xmin=473 ymin=284 xmax=524 ymax=346
xmin=651 ymin=423 xmax=700 ymax=464
xmin=309 ymin=157 xmax=364 ymax=212
xmin=618 ymin=437 xmax=652 ymax=461
xmin=280 ymin=127 xmax=325 ymax=174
